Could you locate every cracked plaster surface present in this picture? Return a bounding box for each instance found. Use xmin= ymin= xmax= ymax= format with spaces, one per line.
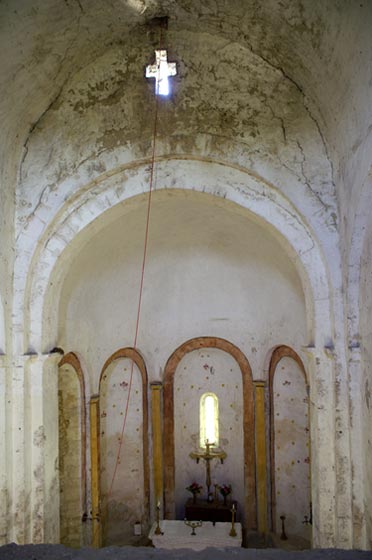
xmin=17 ymin=33 xmax=336 ymax=239
xmin=1 ymin=2 xmax=372 ymax=549
xmin=2 ymin=1 xmax=371 ymax=316
xmin=1 ymin=1 xmax=371 ymax=260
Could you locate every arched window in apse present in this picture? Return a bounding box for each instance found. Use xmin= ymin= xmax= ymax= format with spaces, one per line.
xmin=200 ymin=393 xmax=219 ymax=448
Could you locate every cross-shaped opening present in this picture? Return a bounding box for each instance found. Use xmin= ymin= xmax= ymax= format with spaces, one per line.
xmin=146 ymin=49 xmax=177 ymax=96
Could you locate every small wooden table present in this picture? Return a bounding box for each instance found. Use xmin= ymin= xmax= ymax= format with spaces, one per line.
xmin=185 ymin=498 xmax=238 ymax=524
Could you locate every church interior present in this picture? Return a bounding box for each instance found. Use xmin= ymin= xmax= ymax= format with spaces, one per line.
xmin=1 ymin=0 xmax=372 ymax=555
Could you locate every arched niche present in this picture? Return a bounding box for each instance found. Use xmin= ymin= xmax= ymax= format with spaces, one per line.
xmin=58 ymin=352 xmax=87 ymax=547
xmin=98 ymin=348 xmax=149 ymax=546
xmin=269 ymin=345 xmax=310 ymax=541
xmin=163 ymin=336 xmax=256 ymax=529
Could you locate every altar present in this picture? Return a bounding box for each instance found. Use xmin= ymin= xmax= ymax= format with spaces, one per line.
xmin=185 ymin=498 xmax=238 ymax=523
xmin=149 ymin=520 xmax=242 ymax=550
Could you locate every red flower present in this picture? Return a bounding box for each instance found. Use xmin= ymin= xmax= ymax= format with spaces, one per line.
xmin=186 ymin=482 xmax=203 ymax=494
xmin=219 ymin=484 xmax=232 ymax=497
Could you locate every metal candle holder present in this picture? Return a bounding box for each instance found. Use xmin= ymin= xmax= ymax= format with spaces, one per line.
xmin=184 ymin=518 xmax=203 ymax=535
xmin=229 ymin=503 xmax=237 ymax=537
xmin=155 ymin=502 xmax=163 ymax=535
xmin=190 ymin=440 xmax=226 ymax=497
xmin=280 ymin=515 xmax=287 ymax=540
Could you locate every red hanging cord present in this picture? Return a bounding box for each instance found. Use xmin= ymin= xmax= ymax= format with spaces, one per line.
xmin=106 ymin=89 xmax=160 ymax=498
xmin=94 ymin=26 xmax=163 ymax=544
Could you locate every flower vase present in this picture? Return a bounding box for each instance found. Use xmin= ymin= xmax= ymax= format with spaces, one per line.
xmin=193 ymin=492 xmax=197 ymax=504
xmin=223 ymin=495 xmax=227 ymax=506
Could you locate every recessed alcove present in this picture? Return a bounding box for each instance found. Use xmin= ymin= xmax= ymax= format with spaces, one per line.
xmin=54 ymin=188 xmax=309 ymax=543
xmin=58 ymin=189 xmax=307 ymax=391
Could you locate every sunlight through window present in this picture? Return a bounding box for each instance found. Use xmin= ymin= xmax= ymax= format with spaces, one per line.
xmin=200 ymin=392 xmax=219 ymax=448
xmin=145 ymin=49 xmax=177 ymax=96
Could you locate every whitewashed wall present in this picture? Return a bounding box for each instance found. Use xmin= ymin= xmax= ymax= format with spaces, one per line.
xmin=359 ymin=222 xmax=372 ymax=548
xmin=58 ymin=363 xmax=83 ymax=547
xmin=100 ymin=358 xmax=145 ymax=546
xmin=0 ymin=296 xmax=4 ymax=354
xmin=273 ymin=357 xmax=310 ymax=540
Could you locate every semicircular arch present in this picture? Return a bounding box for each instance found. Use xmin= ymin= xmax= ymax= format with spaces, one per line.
xmin=21 ymin=159 xmax=332 ymax=354
xmin=163 ymin=336 xmax=255 ymax=527
xmin=98 ymin=346 xmax=150 ymax=531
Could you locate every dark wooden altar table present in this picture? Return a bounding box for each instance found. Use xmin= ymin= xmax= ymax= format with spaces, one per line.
xmin=185 ymin=498 xmax=238 ymax=524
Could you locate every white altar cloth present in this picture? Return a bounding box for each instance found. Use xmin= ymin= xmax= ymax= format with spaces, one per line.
xmin=149 ymin=520 xmax=242 ymax=550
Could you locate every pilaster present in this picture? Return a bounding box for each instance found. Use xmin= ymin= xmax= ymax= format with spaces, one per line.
xmin=0 ymin=355 xmax=8 ymax=544
xmin=254 ymin=380 xmax=267 ymax=534
xmin=150 ymin=382 xmax=163 ymax=518
xmin=1 ymin=353 xmax=61 ymax=544
xmin=348 ymin=346 xmax=367 ymax=548
xmin=305 ymin=347 xmax=337 ymax=548
xmin=7 ymin=354 xmax=27 ymax=543
xmin=25 ymin=353 xmax=61 ymax=543
xmin=90 ymin=395 xmax=101 ymax=547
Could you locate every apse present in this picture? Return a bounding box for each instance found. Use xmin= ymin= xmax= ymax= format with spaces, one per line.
xmin=58 ymin=189 xmax=307 ymax=392
xmin=53 ymin=188 xmax=310 ymax=544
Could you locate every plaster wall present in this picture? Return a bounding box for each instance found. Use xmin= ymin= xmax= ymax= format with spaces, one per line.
xmin=0 ymin=143 xmax=17 ymax=357
xmin=173 ymin=348 xmax=244 ymax=521
xmin=100 ymin=358 xmax=145 ymax=546
xmin=0 ymin=296 xmax=4 ymax=355
xmin=14 ymin=23 xmax=341 ymax=347
xmin=42 ymin=358 xmax=60 ymax=543
xmin=58 ymin=363 xmax=83 ymax=547
xmin=273 ymin=357 xmax=310 ymax=540
xmin=358 ymin=221 xmax=372 ymax=548
xmin=2 ymin=0 xmax=370 ymax=549
xmin=6 ymin=0 xmax=371 ymax=256
xmin=0 ymin=358 xmax=7 ymax=544
xmin=58 ymin=191 xmax=307 ymax=389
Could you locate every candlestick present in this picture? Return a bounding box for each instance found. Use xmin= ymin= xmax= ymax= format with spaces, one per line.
xmin=229 ymin=503 xmax=237 ymax=537
xmin=280 ymin=515 xmax=287 ymax=540
xmin=155 ymin=502 xmax=163 ymax=535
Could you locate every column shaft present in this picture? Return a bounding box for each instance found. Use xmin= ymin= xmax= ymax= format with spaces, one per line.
xmin=254 ymin=381 xmax=267 ymax=534
xmin=151 ymin=382 xmax=163 ymax=512
xmin=90 ymin=396 xmax=101 ymax=547
xmin=0 ymin=357 xmax=7 ymax=544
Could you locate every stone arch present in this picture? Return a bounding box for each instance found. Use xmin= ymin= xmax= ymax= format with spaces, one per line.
xmin=268 ymin=345 xmax=309 ymax=534
xmin=98 ymin=347 xmax=150 ymax=543
xmin=16 ymin=158 xmax=339 ymax=546
xmin=58 ymin=351 xmax=87 ymax=546
xmin=22 ymin=159 xmax=332 ymax=354
xmin=163 ymin=336 xmax=256 ymax=528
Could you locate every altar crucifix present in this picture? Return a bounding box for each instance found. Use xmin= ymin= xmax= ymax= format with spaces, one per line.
xmin=146 ymin=49 xmax=177 ymax=96
xmin=190 ymin=439 xmax=227 ymax=496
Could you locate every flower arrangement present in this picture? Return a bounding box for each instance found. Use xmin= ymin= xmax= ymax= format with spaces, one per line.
xmin=219 ymin=484 xmax=232 ymax=497
xmin=186 ymin=482 xmax=203 ymax=495
xmin=186 ymin=482 xmax=203 ymax=503
xmin=219 ymin=484 xmax=232 ymax=505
